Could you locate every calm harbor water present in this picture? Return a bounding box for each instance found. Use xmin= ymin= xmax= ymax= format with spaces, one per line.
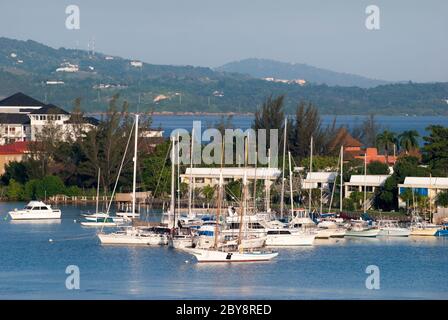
xmin=0 ymin=202 xmax=447 ymax=300
xmin=152 ymin=115 xmax=448 ymax=138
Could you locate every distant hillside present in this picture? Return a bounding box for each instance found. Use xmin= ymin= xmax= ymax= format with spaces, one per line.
xmin=217 ymin=58 xmax=389 ymax=88
xmin=0 ymin=37 xmax=447 ymax=115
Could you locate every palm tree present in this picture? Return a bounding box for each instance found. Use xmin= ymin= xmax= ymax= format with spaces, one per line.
xmin=436 ymin=191 xmax=448 ymax=208
xmin=398 ymin=130 xmax=420 ymax=153
xmin=376 ymin=130 xmax=397 ymax=164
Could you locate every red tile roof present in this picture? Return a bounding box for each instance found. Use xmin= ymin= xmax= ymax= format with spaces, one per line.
xmin=0 ymin=141 xmax=29 ymax=155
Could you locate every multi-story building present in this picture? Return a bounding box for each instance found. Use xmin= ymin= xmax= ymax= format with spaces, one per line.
xmin=0 ymin=92 xmax=99 ymax=144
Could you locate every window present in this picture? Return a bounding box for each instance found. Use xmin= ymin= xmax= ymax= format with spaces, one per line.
xmin=57 ymin=116 xmax=61 ymax=120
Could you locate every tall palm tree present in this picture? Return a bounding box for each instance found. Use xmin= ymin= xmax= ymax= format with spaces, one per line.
xmin=398 ymin=130 xmax=420 ymax=153
xmin=376 ymin=130 xmax=397 ymax=164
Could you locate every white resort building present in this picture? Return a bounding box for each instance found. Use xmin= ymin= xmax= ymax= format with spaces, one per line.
xmin=301 ymin=172 xmax=337 ymax=191
xmin=398 ymin=177 xmax=448 ymax=208
xmin=0 ymin=92 xmax=99 ymax=144
xmin=180 ymin=167 xmax=281 ymax=189
xmin=344 ymin=175 xmax=391 ymax=198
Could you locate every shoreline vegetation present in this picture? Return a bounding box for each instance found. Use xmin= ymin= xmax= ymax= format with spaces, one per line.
xmin=1 ymin=94 xmax=448 ymax=219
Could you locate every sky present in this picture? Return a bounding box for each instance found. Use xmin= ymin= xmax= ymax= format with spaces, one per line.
xmin=0 ymin=0 xmax=447 ymax=82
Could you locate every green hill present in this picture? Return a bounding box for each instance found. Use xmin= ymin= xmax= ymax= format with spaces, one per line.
xmin=0 ymin=37 xmax=447 ymax=115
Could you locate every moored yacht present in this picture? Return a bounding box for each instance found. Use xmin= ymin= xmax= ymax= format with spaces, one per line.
xmin=345 ymin=220 xmax=380 ymax=237
xmin=98 ymin=226 xmax=170 ymax=245
xmin=8 ymin=201 xmax=61 ymax=220
xmin=377 ymin=220 xmax=410 ymax=237
xmin=185 ymin=247 xmax=278 ymax=263
xmin=265 ymin=228 xmax=316 ymax=246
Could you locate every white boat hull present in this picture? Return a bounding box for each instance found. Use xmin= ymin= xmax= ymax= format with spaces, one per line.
xmin=170 ymin=237 xmax=193 ymax=249
xmin=98 ymin=232 xmax=168 ymax=245
xmin=186 ymin=248 xmax=278 ymax=263
xmin=345 ymin=228 xmax=380 ymax=237
xmin=316 ymin=228 xmax=346 ymax=239
xmin=410 ymin=228 xmax=438 ymax=236
xmin=379 ymin=227 xmax=410 ymax=237
xmin=116 ymin=212 xmax=140 ymax=218
xmin=8 ymin=210 xmax=61 ymax=220
xmin=265 ymin=232 xmax=316 ymax=246
xmin=81 ymin=221 xmax=120 ymax=227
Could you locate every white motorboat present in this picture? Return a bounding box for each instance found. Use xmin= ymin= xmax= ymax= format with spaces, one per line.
xmin=98 ymin=226 xmax=169 ymax=245
xmin=8 ymin=201 xmax=61 ymax=220
xmin=265 ymin=229 xmax=316 ymax=246
xmin=345 ymin=221 xmax=380 ymax=238
xmin=377 ymin=220 xmax=410 ymax=237
xmin=186 ymin=247 xmax=278 ymax=263
xmin=170 ymin=234 xmax=194 ymax=249
xmin=316 ymin=220 xmax=346 ymax=238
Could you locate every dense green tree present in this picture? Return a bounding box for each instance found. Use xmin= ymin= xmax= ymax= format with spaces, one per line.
xmin=367 ymin=161 xmax=390 ymax=175
xmin=253 ymin=95 xmax=285 ymax=150
xmin=1 ymin=161 xmax=29 ymax=185
xmin=201 ymin=185 xmax=216 ymax=205
xmin=436 ymin=191 xmax=448 ymax=208
xmin=225 ymin=180 xmax=242 ymax=202
xmin=141 ymin=140 xmax=171 ymax=197
xmin=422 ymin=125 xmax=448 ymax=175
xmin=6 ymin=179 xmax=23 ymax=201
xmin=398 ymin=130 xmax=420 ymax=153
xmin=376 ymin=130 xmax=397 ymax=163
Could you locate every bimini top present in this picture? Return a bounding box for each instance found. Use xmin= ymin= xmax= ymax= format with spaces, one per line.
xmin=26 ymin=201 xmax=49 ymax=207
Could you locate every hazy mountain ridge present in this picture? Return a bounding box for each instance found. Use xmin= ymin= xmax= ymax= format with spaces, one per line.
xmin=217 ymin=58 xmax=390 ymax=88
xmin=0 ymin=37 xmax=447 ymax=116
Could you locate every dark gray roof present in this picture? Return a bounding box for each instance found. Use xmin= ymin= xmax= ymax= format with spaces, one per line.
xmin=0 ymin=92 xmax=44 ymax=107
xmin=30 ymin=104 xmax=69 ymax=115
xmin=0 ymin=113 xmax=30 ymax=124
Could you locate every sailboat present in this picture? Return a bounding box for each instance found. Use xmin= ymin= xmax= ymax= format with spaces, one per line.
xmin=98 ymin=114 xmax=169 ymax=245
xmin=186 ymin=141 xmax=277 ymax=263
xmin=265 ymin=149 xmax=316 ymax=246
xmin=315 ymin=145 xmax=346 ymax=239
xmin=81 ymin=168 xmax=128 ymax=227
xmin=169 ymin=130 xmax=197 ymax=249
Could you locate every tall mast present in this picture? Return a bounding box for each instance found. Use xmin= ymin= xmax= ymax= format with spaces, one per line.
xmin=340 ymin=145 xmax=344 ymax=213
xmin=280 ymin=118 xmax=287 ymax=218
xmin=308 ymin=136 xmax=313 ymax=214
xmin=363 ymin=152 xmax=367 ymax=214
xmin=177 ymin=132 xmax=181 ymax=215
xmin=265 ymin=148 xmax=271 ymax=212
xmin=253 ymin=150 xmax=257 ymax=213
xmin=188 ymin=128 xmax=195 ymax=216
xmin=96 ymin=167 xmax=100 ymax=214
xmin=132 ymin=114 xmax=139 ymax=216
xmin=288 ymin=151 xmax=294 ymax=216
xmin=214 ymin=142 xmax=224 ymax=249
xmin=170 ymin=136 xmax=176 ymax=218
xmin=238 ymin=138 xmax=249 ymax=247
